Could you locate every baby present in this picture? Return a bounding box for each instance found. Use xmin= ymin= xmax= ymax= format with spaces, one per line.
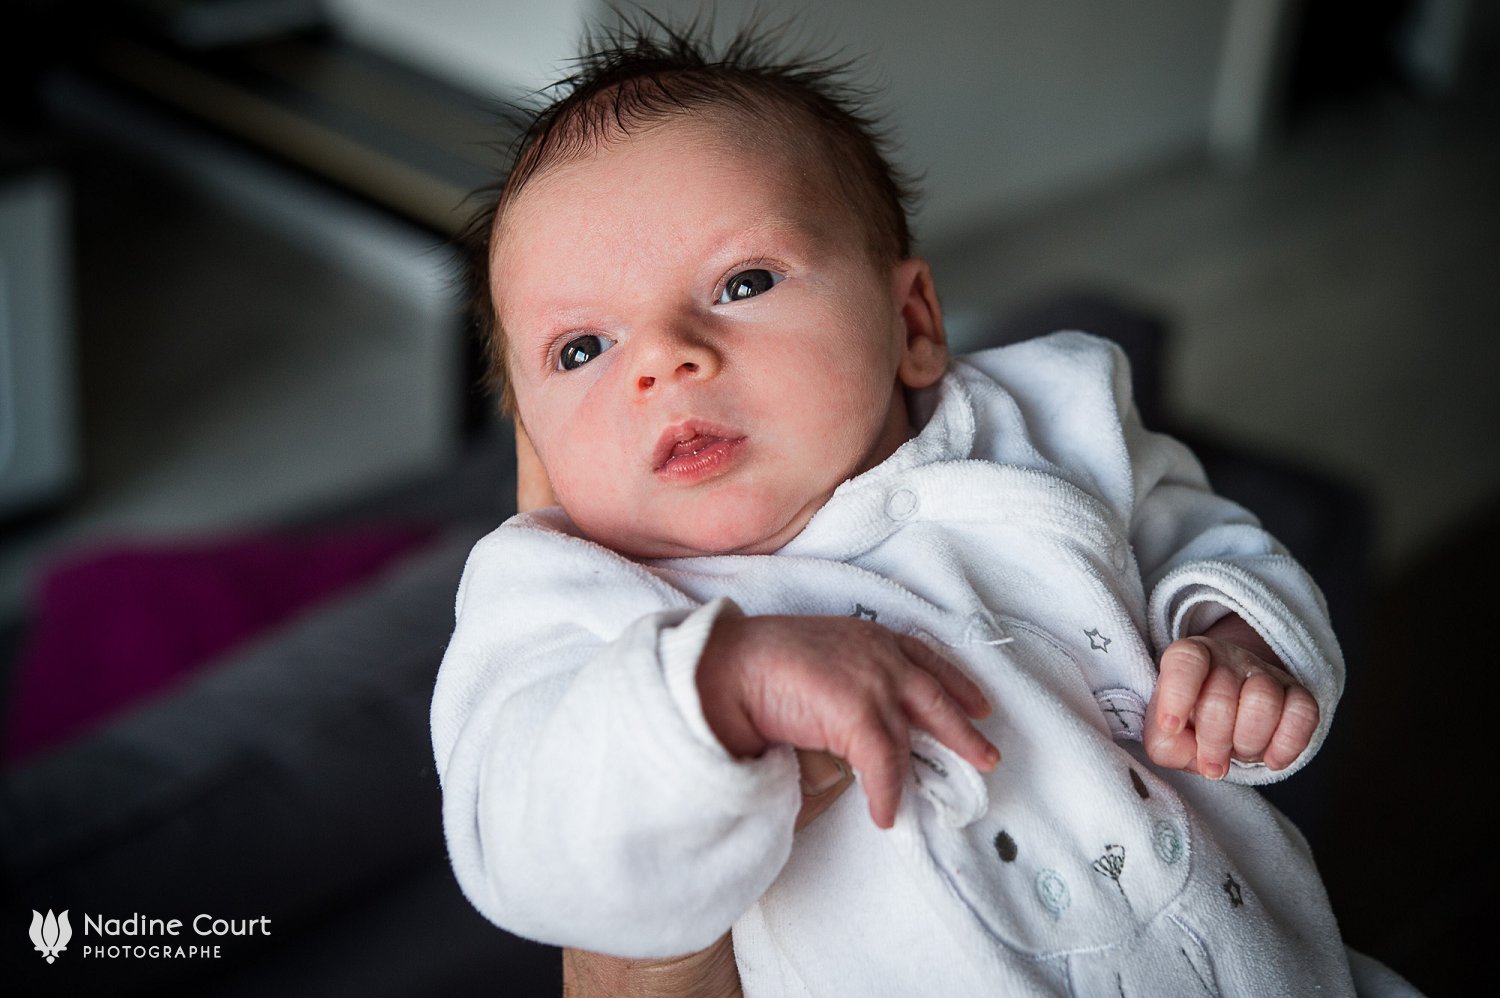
xmin=432 ymin=21 xmax=1411 ymax=997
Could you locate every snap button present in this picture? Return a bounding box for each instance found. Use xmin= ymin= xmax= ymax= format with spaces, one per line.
xmin=886 ymin=488 xmax=919 ymax=519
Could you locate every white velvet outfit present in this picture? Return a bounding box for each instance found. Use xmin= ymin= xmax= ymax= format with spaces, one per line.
xmin=434 ymin=333 xmax=1412 ymax=996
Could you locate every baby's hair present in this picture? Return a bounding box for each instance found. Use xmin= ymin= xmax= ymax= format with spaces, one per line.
xmin=460 ymin=11 xmax=918 ymax=413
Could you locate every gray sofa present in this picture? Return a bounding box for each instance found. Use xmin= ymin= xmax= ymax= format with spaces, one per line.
xmin=2 ymin=430 xmax=564 ymax=996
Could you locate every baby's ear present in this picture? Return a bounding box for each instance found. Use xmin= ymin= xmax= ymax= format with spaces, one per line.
xmin=892 ymin=258 xmax=949 ymax=389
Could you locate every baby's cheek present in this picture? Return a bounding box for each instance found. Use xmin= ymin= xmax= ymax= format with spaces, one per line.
xmin=559 ymin=471 xmax=626 ymax=515
xmin=551 ymin=458 xmax=634 ymax=526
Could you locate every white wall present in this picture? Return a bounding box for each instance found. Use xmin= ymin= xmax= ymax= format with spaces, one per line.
xmin=328 ymin=0 xmax=1235 ymax=247
xmin=324 ymin=0 xmax=593 ymax=96
xmin=642 ymin=0 xmax=1233 ymax=246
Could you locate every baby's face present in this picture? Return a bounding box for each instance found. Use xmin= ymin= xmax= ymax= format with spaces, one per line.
xmin=494 ymin=119 xmax=942 ymax=558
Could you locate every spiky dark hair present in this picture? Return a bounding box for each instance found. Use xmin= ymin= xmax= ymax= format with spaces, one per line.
xmin=461 ymin=12 xmax=918 ymax=413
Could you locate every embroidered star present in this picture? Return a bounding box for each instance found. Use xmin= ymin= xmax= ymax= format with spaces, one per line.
xmin=851 ymin=604 xmax=878 ymax=621
xmin=1084 ymin=627 xmax=1111 ymax=652
xmin=1222 ymin=873 xmax=1244 ymax=908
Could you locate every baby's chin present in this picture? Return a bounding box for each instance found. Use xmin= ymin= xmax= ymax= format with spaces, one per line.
xmin=572 ymin=498 xmax=820 ymax=561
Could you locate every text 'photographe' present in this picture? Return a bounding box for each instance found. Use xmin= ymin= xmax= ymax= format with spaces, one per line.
xmin=28 ymin=908 xmax=273 ymax=965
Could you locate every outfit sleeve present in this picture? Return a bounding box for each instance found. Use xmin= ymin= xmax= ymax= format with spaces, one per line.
xmin=1103 ymin=335 xmax=1344 ymax=784
xmin=971 ymin=332 xmax=1344 ymax=784
xmin=430 ymin=518 xmax=800 ymax=957
xmin=1135 ymin=471 xmax=1344 ymax=782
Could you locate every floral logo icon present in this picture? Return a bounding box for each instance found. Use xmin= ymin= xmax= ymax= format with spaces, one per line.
xmin=30 ymin=909 xmax=72 ymax=963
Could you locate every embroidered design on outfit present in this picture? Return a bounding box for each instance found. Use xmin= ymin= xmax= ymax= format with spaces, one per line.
xmin=851 ymin=603 xmax=878 ymax=621
xmin=1180 ymin=946 xmax=1220 ymax=996
xmin=1093 ymin=844 xmax=1128 ymax=904
xmin=1095 ymin=689 xmax=1146 ymax=740
xmin=1102 ymin=700 xmax=1133 ymax=732
xmin=1222 ymin=873 xmax=1244 ymax=908
xmin=1035 ymin=868 xmax=1070 ymax=916
xmin=1152 ymin=819 xmax=1184 ymax=865
xmin=1084 ymin=627 xmax=1112 ymax=652
xmin=911 ymin=750 xmax=948 ymax=779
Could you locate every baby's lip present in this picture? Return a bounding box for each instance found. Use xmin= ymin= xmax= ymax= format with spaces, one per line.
xmin=651 ymin=420 xmax=746 ymax=471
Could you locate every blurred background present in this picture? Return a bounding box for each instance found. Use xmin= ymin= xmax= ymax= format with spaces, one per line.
xmin=2 ymin=0 xmax=1495 ymax=994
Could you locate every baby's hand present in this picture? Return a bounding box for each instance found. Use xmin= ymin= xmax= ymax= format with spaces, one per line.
xmin=1145 ymin=633 xmax=1319 ymax=779
xmin=697 ymin=608 xmax=999 ymax=829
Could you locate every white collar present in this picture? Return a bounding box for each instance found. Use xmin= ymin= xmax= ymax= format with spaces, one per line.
xmin=776 ymin=366 xmax=976 ymax=561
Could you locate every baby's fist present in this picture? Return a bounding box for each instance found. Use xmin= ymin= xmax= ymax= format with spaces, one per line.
xmin=1145 ymin=635 xmax=1318 ymax=779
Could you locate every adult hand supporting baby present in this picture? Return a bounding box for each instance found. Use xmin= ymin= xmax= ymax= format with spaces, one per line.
xmin=515 ymin=421 xmax=559 ymax=512
xmin=1145 ymin=613 xmax=1321 ymax=779
xmin=518 ymin=424 xmax=858 ymax=997
xmin=562 ymin=931 xmax=741 ymax=998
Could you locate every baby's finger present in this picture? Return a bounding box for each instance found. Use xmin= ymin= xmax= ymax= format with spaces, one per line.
xmin=1143 ymin=690 xmax=1198 ymax=770
xmin=895 ymin=633 xmax=990 ymax=718
xmin=843 ymin=706 xmax=910 ymax=830
xmin=1190 ymin=665 xmax=1243 ymax=780
xmin=1263 ymin=684 xmax=1320 ymax=771
xmin=1230 ymin=672 xmax=1285 ymax=763
xmin=1154 ymin=638 xmax=1211 ymax=736
xmin=897 ymin=670 xmax=1000 ymax=772
xmin=1144 ymin=722 xmax=1198 ymax=771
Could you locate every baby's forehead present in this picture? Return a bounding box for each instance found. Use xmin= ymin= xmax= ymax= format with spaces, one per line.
xmin=562 ymin=113 xmax=817 ymax=192
xmin=504 ymin=114 xmax=869 ymax=248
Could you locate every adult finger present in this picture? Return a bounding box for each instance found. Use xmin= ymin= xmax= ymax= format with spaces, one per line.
xmin=1230 ymin=671 xmax=1286 ymax=763
xmin=795 ymin=750 xmax=853 ymax=832
xmin=895 ymin=633 xmax=990 ymax=718
xmin=1263 ymin=685 xmax=1320 ymax=771
xmin=896 ymin=668 xmax=999 ymax=772
xmin=514 ymin=424 xmax=558 ymax=513
xmin=1155 ymin=638 xmax=1212 ymax=737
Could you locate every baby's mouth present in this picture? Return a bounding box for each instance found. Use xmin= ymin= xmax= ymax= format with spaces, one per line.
xmin=669 ymin=434 xmax=717 ymax=460
xmin=652 ymin=422 xmax=746 ymax=476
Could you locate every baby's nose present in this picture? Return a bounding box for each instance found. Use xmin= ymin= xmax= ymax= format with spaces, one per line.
xmin=634 ymin=327 xmax=719 ymax=391
xmin=637 ymin=360 xmax=699 ymax=391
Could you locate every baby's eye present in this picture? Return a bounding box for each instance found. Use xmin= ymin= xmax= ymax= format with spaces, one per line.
xmin=558 ymin=333 xmax=614 ymax=371
xmin=718 ymin=268 xmax=784 ymax=304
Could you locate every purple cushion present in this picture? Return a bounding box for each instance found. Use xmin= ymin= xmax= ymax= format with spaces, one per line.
xmin=4 ymin=525 xmax=436 ymax=763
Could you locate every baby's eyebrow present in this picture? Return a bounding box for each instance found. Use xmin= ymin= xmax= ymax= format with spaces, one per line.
xmin=528 ymin=305 xmax=603 ymax=338
xmin=716 ymin=214 xmax=833 ymax=256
